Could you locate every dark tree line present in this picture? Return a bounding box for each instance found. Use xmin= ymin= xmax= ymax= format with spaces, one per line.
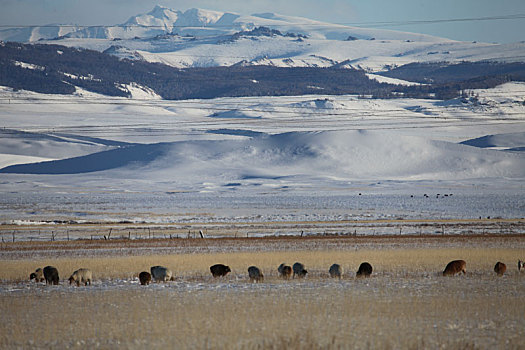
xmin=380 ymin=61 xmax=525 ymax=84
xmin=1 ymin=41 xmax=523 ymax=101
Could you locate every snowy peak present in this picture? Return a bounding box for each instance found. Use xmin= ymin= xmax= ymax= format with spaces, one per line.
xmin=125 ymin=6 xmax=236 ymax=29
xmin=149 ymin=4 xmax=178 ymax=18
xmin=125 ymin=5 xmax=180 ymax=28
xmin=176 ymin=8 xmax=228 ymax=27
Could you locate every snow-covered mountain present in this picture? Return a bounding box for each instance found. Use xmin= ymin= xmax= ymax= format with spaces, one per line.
xmin=2 ymin=5 xmax=524 ymax=72
xmin=0 ymin=6 xmax=443 ymax=42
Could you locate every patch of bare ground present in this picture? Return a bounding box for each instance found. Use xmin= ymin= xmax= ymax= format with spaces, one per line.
xmin=0 ymin=232 xmax=523 ymax=259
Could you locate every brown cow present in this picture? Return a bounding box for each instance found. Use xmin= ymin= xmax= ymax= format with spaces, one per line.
xmin=139 ymin=271 xmax=152 ymax=285
xmin=356 ymin=262 xmax=373 ymax=278
xmin=278 ymin=263 xmax=292 ymax=279
xmin=494 ymin=262 xmax=506 ymax=276
xmin=443 ymin=260 xmax=466 ymax=276
xmin=210 ymin=264 xmax=231 ymax=277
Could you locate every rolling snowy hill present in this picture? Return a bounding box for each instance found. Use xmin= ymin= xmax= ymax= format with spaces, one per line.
xmin=0 ymin=82 xmax=524 ymax=223
xmin=2 ymin=130 xmax=524 ymax=183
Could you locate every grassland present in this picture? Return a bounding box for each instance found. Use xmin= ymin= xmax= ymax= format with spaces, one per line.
xmin=0 ymin=234 xmax=524 ymax=349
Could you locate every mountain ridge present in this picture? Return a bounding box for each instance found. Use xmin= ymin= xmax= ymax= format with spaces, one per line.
xmin=0 ymin=5 xmax=447 ymax=43
xmin=0 ymin=5 xmax=524 ymax=72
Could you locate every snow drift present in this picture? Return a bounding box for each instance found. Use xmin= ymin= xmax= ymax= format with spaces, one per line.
xmin=0 ymin=129 xmax=123 ymax=169
xmin=460 ymin=132 xmax=525 ymax=151
xmin=1 ymin=131 xmax=523 ymax=185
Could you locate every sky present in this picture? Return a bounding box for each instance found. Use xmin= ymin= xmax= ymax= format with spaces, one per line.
xmin=1 ymin=0 xmax=524 ymax=43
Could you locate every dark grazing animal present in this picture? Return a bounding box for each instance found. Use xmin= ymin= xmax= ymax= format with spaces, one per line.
xmin=329 ymin=264 xmax=343 ymax=279
xmin=356 ymin=262 xmax=373 ymax=278
xmin=248 ymin=266 xmax=264 ymax=283
xmin=139 ymin=271 xmax=152 ymax=285
xmin=292 ymin=262 xmax=308 ymax=278
xmin=29 ymin=268 xmax=44 ymax=282
xmin=494 ymin=262 xmax=506 ymax=276
xmin=210 ymin=264 xmax=231 ymax=278
xmin=443 ymin=260 xmax=466 ymax=276
xmin=519 ymin=259 xmax=525 ymax=272
xmin=43 ymin=266 xmax=59 ymax=285
xmin=278 ymin=263 xmax=292 ymax=279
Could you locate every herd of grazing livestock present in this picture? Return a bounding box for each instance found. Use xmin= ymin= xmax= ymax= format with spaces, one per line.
xmin=28 ymin=259 xmax=523 ymax=286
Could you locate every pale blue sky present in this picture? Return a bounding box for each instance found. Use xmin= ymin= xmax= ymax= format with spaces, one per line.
xmin=1 ymin=0 xmax=524 ymax=43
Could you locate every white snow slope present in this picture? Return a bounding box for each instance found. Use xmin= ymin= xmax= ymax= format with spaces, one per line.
xmin=3 ymin=130 xmax=523 ymax=183
xmin=0 ymin=80 xmax=524 ymax=223
xmin=2 ymin=6 xmax=525 ymax=71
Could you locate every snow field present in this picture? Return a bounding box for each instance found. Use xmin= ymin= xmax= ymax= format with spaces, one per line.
xmin=0 ymin=83 xmax=524 ymax=224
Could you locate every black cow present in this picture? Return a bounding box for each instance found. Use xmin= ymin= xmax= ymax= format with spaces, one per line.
xmin=292 ymin=262 xmax=308 ymax=278
xmin=356 ymin=262 xmax=373 ymax=278
xmin=43 ymin=266 xmax=59 ymax=285
xmin=139 ymin=271 xmax=152 ymax=285
xmin=210 ymin=264 xmax=231 ymax=277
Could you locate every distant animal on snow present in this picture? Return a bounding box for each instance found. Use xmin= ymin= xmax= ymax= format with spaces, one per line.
xmin=278 ymin=263 xmax=292 ymax=279
xmin=329 ymin=264 xmax=343 ymax=279
xmin=356 ymin=262 xmax=373 ymax=278
xmin=494 ymin=262 xmax=506 ymax=276
xmin=150 ymin=266 xmax=175 ymax=282
xmin=43 ymin=266 xmax=59 ymax=285
xmin=210 ymin=264 xmax=231 ymax=278
xmin=248 ymin=266 xmax=264 ymax=283
xmin=139 ymin=271 xmax=152 ymax=285
xmin=442 ymin=260 xmax=466 ymax=276
xmin=29 ymin=268 xmax=44 ymax=282
xmin=292 ymin=262 xmax=308 ymax=278
xmin=68 ymin=268 xmax=92 ymax=286
xmin=519 ymin=260 xmax=525 ymax=272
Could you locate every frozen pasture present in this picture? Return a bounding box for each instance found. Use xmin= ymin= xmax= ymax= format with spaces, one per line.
xmin=0 ymin=234 xmax=524 ymax=349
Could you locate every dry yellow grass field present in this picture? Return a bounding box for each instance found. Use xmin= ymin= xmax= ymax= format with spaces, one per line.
xmin=0 ymin=246 xmax=523 ymax=280
xmin=0 ymin=235 xmax=524 ymax=349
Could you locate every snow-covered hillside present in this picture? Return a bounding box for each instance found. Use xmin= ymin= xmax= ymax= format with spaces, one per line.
xmin=2 ymin=5 xmax=524 ymax=72
xmin=0 ymin=81 xmax=524 ymax=223
xmin=0 ymin=83 xmax=524 ymax=181
xmin=3 ymin=130 xmax=524 ymax=183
